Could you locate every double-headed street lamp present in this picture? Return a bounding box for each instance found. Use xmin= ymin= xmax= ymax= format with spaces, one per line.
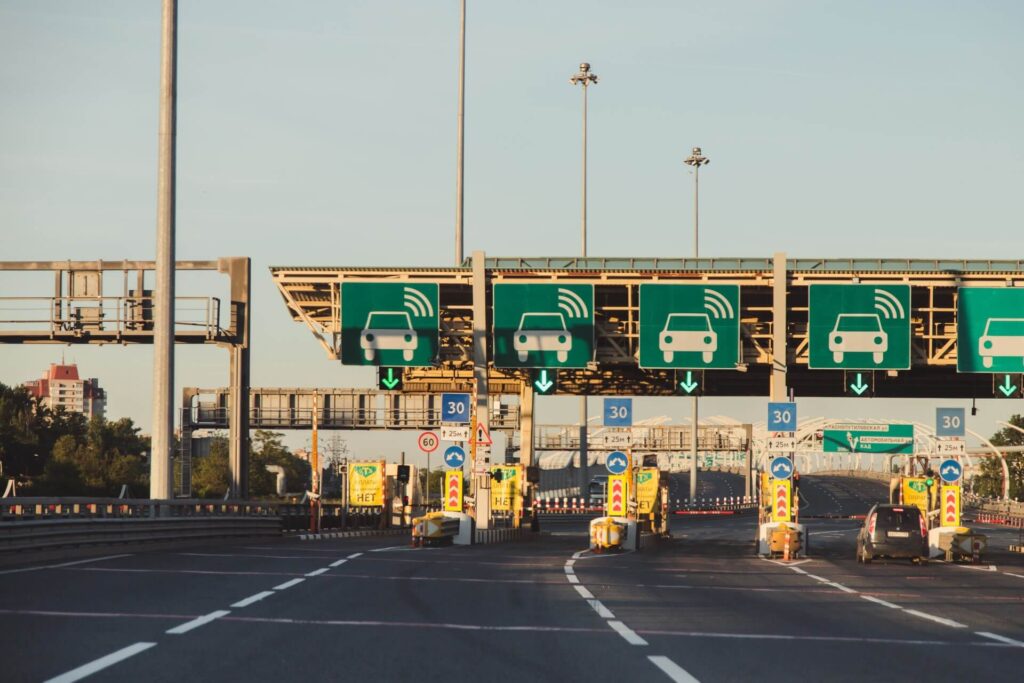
xmin=571 ymin=62 xmax=598 ymax=493
xmin=683 ymin=146 xmax=709 ymax=503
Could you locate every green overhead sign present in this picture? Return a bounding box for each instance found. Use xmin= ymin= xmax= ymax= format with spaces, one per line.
xmin=809 ymin=284 xmax=911 ymax=370
xmin=823 ymin=423 xmax=914 ymax=454
xmin=493 ymin=284 xmax=594 ymax=368
xmin=957 ymin=288 xmax=1024 ymax=373
xmin=639 ymin=284 xmax=740 ymax=369
xmin=340 ymin=282 xmax=439 ymax=366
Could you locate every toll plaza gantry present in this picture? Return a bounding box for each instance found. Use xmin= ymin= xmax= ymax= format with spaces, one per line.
xmin=271 ymin=252 xmax=1024 ymax=517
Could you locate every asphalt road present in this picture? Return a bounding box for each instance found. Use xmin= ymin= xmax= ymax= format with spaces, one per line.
xmin=2 ymin=477 xmax=1022 ymax=683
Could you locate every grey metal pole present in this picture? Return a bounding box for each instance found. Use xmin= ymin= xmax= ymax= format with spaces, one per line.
xmin=150 ymin=0 xmax=177 ymax=500
xmin=455 ymin=0 xmax=466 ymax=266
xmin=683 ymin=147 xmax=708 ymax=504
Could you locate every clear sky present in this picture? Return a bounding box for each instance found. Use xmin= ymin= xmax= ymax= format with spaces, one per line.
xmin=2 ymin=1 xmax=1022 ymax=463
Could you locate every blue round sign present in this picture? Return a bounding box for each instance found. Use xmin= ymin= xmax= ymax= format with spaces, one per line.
xmin=605 ymin=451 xmax=629 ymax=475
xmin=769 ymin=456 xmax=794 ymax=479
xmin=443 ymin=445 xmax=466 ymax=469
xmin=939 ymin=459 xmax=963 ymax=483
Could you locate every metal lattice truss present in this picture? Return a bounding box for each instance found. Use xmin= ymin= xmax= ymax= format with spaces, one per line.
xmin=271 ymin=257 xmax=1024 ymax=397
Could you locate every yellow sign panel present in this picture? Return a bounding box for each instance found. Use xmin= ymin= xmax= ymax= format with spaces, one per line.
xmin=636 ymin=468 xmax=660 ymax=515
xmin=444 ymin=471 xmax=463 ymax=512
xmin=607 ymin=474 xmax=629 ymax=516
xmin=490 ymin=466 xmax=519 ymax=512
xmin=349 ymin=461 xmax=384 ymax=506
xmin=902 ymin=477 xmax=929 ymax=511
xmin=771 ymin=479 xmax=791 ymax=522
xmin=940 ymin=485 xmax=961 ymax=527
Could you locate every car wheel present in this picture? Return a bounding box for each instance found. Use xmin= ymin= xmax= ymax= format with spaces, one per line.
xmin=403 ymin=349 xmax=413 ymax=361
xmin=833 ymin=351 xmax=843 ymax=363
xmin=557 ymin=351 xmax=568 ymax=363
xmin=873 ymin=352 xmax=884 ymax=364
xmin=982 ymin=356 xmax=993 ymax=369
xmin=702 ymin=351 xmax=713 ymax=363
xmin=364 ymin=349 xmax=375 ymax=361
xmin=663 ymin=351 xmax=673 ymax=363
xmin=517 ymin=351 xmax=528 ymax=362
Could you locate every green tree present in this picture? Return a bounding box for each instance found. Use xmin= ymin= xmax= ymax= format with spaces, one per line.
xmin=975 ymin=415 xmax=1024 ymax=499
xmin=192 ymin=436 xmax=230 ymax=498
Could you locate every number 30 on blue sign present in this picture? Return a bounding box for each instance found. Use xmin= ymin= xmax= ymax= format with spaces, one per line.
xmin=441 ymin=393 xmax=471 ymax=424
xmin=604 ymin=398 xmax=632 ymax=427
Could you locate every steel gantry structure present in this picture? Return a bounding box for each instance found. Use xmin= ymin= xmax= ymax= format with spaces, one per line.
xmin=271 ymin=252 xmax=1024 ymax=398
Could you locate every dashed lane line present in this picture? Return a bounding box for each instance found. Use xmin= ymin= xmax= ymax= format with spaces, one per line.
xmin=43 ymin=642 xmax=157 ymax=683
xmin=588 ymin=600 xmax=615 ymax=619
xmin=608 ymin=620 xmax=648 ymax=646
xmin=348 ymin=552 xmax=364 ymax=559
xmin=976 ymin=631 xmax=1024 ymax=647
xmin=903 ymin=609 xmax=967 ymax=629
xmin=574 ymin=585 xmax=594 ymax=599
xmin=166 ymin=610 xmax=231 ymax=635
xmin=329 ymin=559 xmax=348 ymax=568
xmin=305 ymin=568 xmax=329 ymax=577
xmin=273 ymin=578 xmax=305 ymax=590
xmin=861 ymin=595 xmax=900 ymax=609
xmin=648 ymin=656 xmax=701 ymax=683
xmin=230 ymin=591 xmax=275 ymax=608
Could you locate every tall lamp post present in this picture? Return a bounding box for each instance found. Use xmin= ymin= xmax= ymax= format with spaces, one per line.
xmin=455 ymin=0 xmax=466 ymax=266
xmin=683 ymin=146 xmax=709 ymax=503
xmin=571 ymin=62 xmax=597 ymax=495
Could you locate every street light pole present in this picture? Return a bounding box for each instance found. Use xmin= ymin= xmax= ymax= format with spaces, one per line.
xmin=571 ymin=62 xmax=597 ymax=496
xmin=455 ymin=0 xmax=466 ymax=266
xmin=683 ymin=147 xmax=709 ymax=504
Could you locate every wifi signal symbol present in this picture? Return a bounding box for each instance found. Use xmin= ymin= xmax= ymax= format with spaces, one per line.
xmin=703 ymin=289 xmax=735 ymax=319
xmin=873 ymin=289 xmax=905 ymax=320
xmin=557 ymin=288 xmax=589 ymax=319
xmin=403 ymin=287 xmax=435 ymax=318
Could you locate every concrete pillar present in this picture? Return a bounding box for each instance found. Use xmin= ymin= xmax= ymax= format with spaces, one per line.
xmin=771 ymin=252 xmax=788 ymax=401
xmin=224 ymin=257 xmax=251 ymax=499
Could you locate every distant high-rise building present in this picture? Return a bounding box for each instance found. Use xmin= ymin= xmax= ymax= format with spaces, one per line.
xmin=23 ymin=363 xmax=106 ymax=420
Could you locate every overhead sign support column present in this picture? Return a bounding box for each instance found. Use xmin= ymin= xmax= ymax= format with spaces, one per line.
xmin=771 ymin=252 xmax=787 ymax=401
xmin=471 ymin=251 xmax=490 ymax=529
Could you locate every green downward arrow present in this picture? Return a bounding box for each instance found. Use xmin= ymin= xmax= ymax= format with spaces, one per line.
xmin=999 ymin=374 xmax=1017 ymax=397
xmin=381 ymin=368 xmax=399 ymax=389
xmin=679 ymin=371 xmax=699 ymax=394
xmin=849 ymin=373 xmax=868 ymax=396
xmin=534 ymin=369 xmax=554 ymax=393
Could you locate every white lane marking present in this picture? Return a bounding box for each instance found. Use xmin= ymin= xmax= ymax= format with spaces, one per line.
xmin=571 ymin=550 xmax=587 ymax=559
xmin=0 ymin=554 xmax=133 ymax=575
xmin=329 ymin=559 xmax=348 ymax=568
xmin=564 ymin=566 xmax=575 ymax=575
xmin=903 ymin=609 xmax=967 ymax=629
xmin=953 ymin=564 xmax=998 ymax=572
xmin=1004 ymin=572 xmax=1024 ymax=580
xmin=565 ymin=559 xmax=576 ymax=567
xmin=369 ymin=546 xmax=412 ymax=552
xmin=179 ymin=552 xmax=327 ymax=560
xmin=230 ymin=591 xmax=275 ymax=608
xmin=648 ymin=655 xmax=701 ymax=683
xmin=44 ymin=642 xmax=156 ymax=683
xmin=273 ymin=578 xmax=305 ymax=590
xmin=976 ymin=631 xmax=1024 ymax=647
xmin=760 ymin=558 xmax=811 ymax=567
xmin=566 ymin=574 xmax=580 ymax=584
xmin=348 ymin=552 xmax=364 ymax=559
xmin=788 ymin=567 xmax=808 ymax=575
xmin=827 ymin=582 xmax=858 ymax=594
xmin=608 ymin=620 xmax=648 ymax=646
xmin=861 ymin=595 xmax=901 ymax=609
xmin=305 ymin=568 xmax=329 ymax=577
xmin=166 ymin=610 xmax=231 ymax=635
xmin=574 ymin=585 xmax=594 ymax=599
xmin=588 ymin=600 xmax=615 ymax=619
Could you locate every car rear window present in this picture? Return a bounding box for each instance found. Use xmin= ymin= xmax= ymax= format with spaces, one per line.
xmin=876 ymin=507 xmax=920 ymax=527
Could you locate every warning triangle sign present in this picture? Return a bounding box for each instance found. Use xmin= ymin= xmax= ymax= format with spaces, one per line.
xmin=475 ymin=422 xmax=493 ymax=446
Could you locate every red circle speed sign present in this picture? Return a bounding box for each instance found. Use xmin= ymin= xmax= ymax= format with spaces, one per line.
xmin=418 ymin=431 xmax=440 ymax=453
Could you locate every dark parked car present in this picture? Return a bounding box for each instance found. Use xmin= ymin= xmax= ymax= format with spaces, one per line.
xmin=856 ymin=504 xmax=928 ymax=565
xmin=588 ymin=475 xmax=608 ymax=504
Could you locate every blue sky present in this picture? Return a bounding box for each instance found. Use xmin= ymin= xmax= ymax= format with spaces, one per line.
xmin=2 ymin=1 xmax=1022 ymax=462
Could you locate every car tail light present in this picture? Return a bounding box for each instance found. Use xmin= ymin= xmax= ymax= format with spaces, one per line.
xmin=919 ymin=514 xmax=927 ymax=537
xmin=867 ymin=514 xmax=876 ymax=536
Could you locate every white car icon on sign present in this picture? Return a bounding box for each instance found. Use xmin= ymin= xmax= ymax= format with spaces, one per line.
xmin=360 ymin=311 xmax=418 ymax=361
xmin=513 ymin=313 xmax=572 ymax=363
xmin=659 ymin=313 xmax=717 ymax=363
xmin=829 ymin=313 xmax=887 ymax=364
xmin=979 ymin=318 xmax=1024 ymax=369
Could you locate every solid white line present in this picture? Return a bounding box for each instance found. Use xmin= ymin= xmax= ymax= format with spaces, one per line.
xmin=166 ymin=610 xmax=231 ymax=635
xmin=827 ymin=582 xmax=858 ymax=594
xmin=566 ymin=574 xmax=580 ymax=584
xmin=806 ymin=574 xmax=830 ymax=583
xmin=565 ymin=559 xmax=576 ymax=567
xmin=348 ymin=552 xmax=364 ymax=559
xmin=648 ymin=655 xmax=700 ymax=683
xmin=588 ymin=600 xmax=615 ymax=619
xmin=329 ymin=559 xmax=348 ymax=568
xmin=0 ymin=554 xmax=133 ymax=575
xmin=306 ymin=568 xmax=329 ymax=577
xmin=44 ymin=642 xmax=157 ymax=683
xmin=574 ymin=585 xmax=594 ymax=599
xmin=1002 ymin=572 xmax=1024 ymax=579
xmin=861 ymin=595 xmax=901 ymax=609
xmin=788 ymin=567 xmax=808 ymax=575
xmin=976 ymin=631 xmax=1024 ymax=647
xmin=608 ymin=620 xmax=648 ymax=646
xmin=904 ymin=609 xmax=967 ymax=629
xmin=564 ymin=566 xmax=575 ymax=575
xmin=274 ymin=578 xmax=305 ymax=590
xmin=954 ymin=564 xmax=998 ymax=572
xmin=230 ymin=591 xmax=275 ymax=608
xmin=571 ymin=550 xmax=587 ymax=559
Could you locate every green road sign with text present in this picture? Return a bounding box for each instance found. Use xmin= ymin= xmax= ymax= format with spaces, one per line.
xmin=809 ymin=284 xmax=911 ymax=370
xmin=639 ymin=284 xmax=740 ymax=369
xmin=493 ymin=284 xmax=594 ymax=368
xmin=823 ymin=423 xmax=914 ymax=454
xmin=340 ymin=282 xmax=439 ymax=366
xmin=957 ymin=288 xmax=1024 ymax=373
